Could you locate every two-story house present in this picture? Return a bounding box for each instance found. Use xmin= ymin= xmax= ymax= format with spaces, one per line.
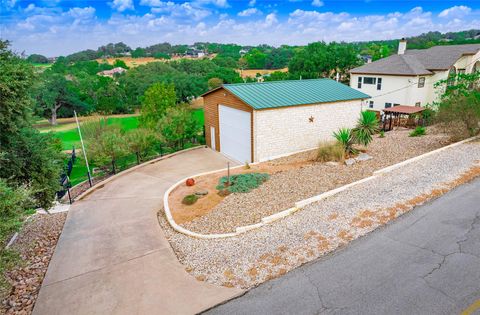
xmin=349 ymin=40 xmax=480 ymax=110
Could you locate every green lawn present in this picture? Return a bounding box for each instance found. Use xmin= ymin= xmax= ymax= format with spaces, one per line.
xmin=53 ymin=116 xmax=140 ymax=151
xmin=45 ymin=110 xmax=205 ymax=185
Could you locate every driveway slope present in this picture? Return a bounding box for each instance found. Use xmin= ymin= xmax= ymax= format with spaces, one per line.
xmin=33 ymin=148 xmax=242 ymax=315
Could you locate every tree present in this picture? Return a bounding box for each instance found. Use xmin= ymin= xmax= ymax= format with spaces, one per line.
xmin=96 ymin=79 xmax=128 ymax=114
xmin=33 ymin=71 xmax=87 ymax=125
xmin=113 ymin=59 xmax=128 ymax=69
xmin=131 ymin=47 xmax=146 ymax=58
xmin=157 ymin=105 xmax=201 ymax=149
xmin=244 ymin=49 xmax=267 ymax=69
xmin=125 ymin=128 xmax=159 ymax=163
xmin=27 ymin=54 xmax=49 ymax=64
xmin=436 ymin=89 xmax=480 ymax=139
xmin=139 ymin=82 xmax=176 ymax=129
xmin=207 ymin=77 xmax=223 ymax=90
xmin=86 ymin=125 xmax=128 ymax=174
xmin=0 ymin=40 xmax=62 ymax=209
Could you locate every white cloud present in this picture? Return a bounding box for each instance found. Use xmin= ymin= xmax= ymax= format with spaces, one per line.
xmin=24 ymin=3 xmax=35 ymax=12
xmin=264 ymin=13 xmax=278 ymax=27
xmin=110 ymin=0 xmax=134 ymax=12
xmin=195 ymin=0 xmax=229 ymax=8
xmin=238 ymin=8 xmax=261 ymax=17
xmin=248 ymin=0 xmax=256 ymax=6
xmin=311 ymin=0 xmax=323 ymax=7
xmin=6 ymin=4 xmax=480 ymax=57
xmin=439 ymin=5 xmax=471 ymax=18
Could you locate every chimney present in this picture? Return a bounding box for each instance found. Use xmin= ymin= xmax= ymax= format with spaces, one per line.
xmin=398 ymin=38 xmax=407 ymax=55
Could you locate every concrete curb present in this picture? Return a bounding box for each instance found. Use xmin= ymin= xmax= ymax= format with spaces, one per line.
xmin=76 ymin=146 xmax=205 ymax=201
xmin=163 ymin=135 xmax=480 ymax=239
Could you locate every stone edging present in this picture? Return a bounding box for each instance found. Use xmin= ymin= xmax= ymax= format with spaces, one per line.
xmin=163 ymin=135 xmax=480 ymax=239
xmin=76 ymin=146 xmax=205 ymax=201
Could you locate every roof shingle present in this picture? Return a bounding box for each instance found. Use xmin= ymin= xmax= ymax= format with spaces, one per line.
xmin=350 ymin=44 xmax=480 ymax=75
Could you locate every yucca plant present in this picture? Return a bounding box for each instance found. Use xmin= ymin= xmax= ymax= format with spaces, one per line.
xmin=333 ymin=128 xmax=357 ymax=156
xmin=353 ymin=111 xmax=379 ymax=146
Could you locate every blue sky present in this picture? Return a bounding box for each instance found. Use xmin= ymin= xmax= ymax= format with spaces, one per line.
xmin=1 ymin=0 xmax=479 ymax=56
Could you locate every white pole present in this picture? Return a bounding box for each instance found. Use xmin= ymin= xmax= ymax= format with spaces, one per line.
xmin=74 ymin=111 xmax=93 ymax=187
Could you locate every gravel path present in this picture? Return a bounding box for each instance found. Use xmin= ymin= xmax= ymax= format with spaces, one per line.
xmin=160 ymin=140 xmax=480 ymax=289
xmin=1 ymin=213 xmax=66 ymax=315
xmin=182 ymin=130 xmax=450 ymax=234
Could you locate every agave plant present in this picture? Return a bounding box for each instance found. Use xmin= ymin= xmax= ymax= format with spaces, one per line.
xmin=353 ymin=111 xmax=379 ymax=146
xmin=333 ymin=128 xmax=357 ymax=156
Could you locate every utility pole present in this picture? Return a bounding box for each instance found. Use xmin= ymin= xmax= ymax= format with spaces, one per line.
xmin=74 ymin=111 xmax=93 ymax=187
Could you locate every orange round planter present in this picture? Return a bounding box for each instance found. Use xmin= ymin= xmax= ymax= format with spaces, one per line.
xmin=186 ymin=178 xmax=195 ymax=186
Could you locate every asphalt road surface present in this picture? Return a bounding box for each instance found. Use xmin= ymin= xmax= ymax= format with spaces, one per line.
xmin=206 ymin=178 xmax=480 ymax=315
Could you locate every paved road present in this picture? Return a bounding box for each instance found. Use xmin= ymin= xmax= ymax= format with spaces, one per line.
xmin=33 ymin=148 xmax=242 ymax=315
xmin=207 ymin=178 xmax=480 ymax=315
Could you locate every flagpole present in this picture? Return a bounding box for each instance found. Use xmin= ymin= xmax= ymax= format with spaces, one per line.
xmin=74 ymin=111 xmax=93 ymax=187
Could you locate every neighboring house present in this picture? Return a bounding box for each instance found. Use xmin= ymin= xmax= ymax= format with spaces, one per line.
xmin=202 ymin=79 xmax=370 ymax=163
xmin=97 ymin=67 xmax=126 ymax=77
xmin=350 ymin=40 xmax=480 ymax=110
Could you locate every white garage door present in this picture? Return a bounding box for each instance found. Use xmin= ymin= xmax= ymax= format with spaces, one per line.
xmin=219 ymin=105 xmax=251 ymax=163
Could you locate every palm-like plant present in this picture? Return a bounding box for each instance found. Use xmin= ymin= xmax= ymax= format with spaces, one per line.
xmin=353 ymin=111 xmax=379 ymax=146
xmin=333 ymin=128 xmax=357 ymax=156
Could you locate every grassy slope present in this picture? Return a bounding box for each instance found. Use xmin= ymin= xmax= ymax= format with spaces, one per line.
xmin=47 ymin=110 xmax=204 ymax=185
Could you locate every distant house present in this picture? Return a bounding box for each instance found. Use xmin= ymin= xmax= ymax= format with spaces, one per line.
xmin=185 ymin=47 xmax=206 ymax=58
xmin=97 ymin=67 xmax=126 ymax=78
xmin=202 ymin=79 xmax=369 ymax=163
xmin=349 ymin=40 xmax=480 ymax=110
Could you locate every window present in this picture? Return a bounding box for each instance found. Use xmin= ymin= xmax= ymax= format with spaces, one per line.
xmin=357 ymin=77 xmax=362 ymax=89
xmin=363 ymin=77 xmax=376 ymax=85
xmin=369 ymin=101 xmax=374 ymax=108
xmin=418 ymin=77 xmax=425 ymax=88
xmin=385 ymin=102 xmax=392 ymax=108
xmin=377 ymin=78 xmax=382 ymax=90
xmin=415 ymin=102 xmax=421 ymax=107
xmin=458 ymin=69 xmax=466 ymax=74
xmin=394 ymin=103 xmax=400 ymax=107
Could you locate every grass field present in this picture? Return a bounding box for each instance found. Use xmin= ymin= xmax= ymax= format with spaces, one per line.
xmin=41 ymin=110 xmax=205 ymax=186
xmin=237 ymin=67 xmax=288 ymax=78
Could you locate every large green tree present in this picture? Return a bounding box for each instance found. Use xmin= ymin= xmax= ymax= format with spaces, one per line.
xmin=139 ymin=82 xmax=176 ymax=129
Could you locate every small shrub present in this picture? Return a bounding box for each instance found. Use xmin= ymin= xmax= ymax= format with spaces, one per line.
xmin=182 ymin=194 xmax=198 ymax=205
xmin=379 ymin=130 xmax=385 ymax=138
xmin=333 ymin=128 xmax=357 ymax=156
xmin=244 ymin=162 xmax=251 ymax=169
xmin=316 ymin=142 xmax=345 ymax=162
xmin=409 ymin=126 xmax=426 ymax=137
xmin=353 ymin=111 xmax=379 ymax=147
xmin=216 ymin=173 xmax=269 ymax=193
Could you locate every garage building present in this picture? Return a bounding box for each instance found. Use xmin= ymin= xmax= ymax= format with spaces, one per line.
xmin=202 ymin=79 xmax=370 ymax=163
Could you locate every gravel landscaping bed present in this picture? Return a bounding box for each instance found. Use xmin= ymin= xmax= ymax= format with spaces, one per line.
xmin=182 ymin=129 xmax=450 ymax=234
xmin=160 ymin=140 xmax=480 ymax=289
xmin=1 ymin=213 xmax=66 ymax=315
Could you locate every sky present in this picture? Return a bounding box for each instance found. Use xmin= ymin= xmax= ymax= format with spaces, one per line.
xmin=1 ymin=0 xmax=480 ymax=57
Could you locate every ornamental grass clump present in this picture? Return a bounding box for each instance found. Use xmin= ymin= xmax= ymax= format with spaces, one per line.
xmin=216 ymin=173 xmax=269 ymax=194
xmin=409 ymin=126 xmax=426 ymax=137
xmin=316 ymin=141 xmax=345 ymax=162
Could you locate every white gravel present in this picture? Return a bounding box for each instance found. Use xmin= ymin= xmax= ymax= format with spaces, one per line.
xmin=159 ymin=140 xmax=480 ymax=289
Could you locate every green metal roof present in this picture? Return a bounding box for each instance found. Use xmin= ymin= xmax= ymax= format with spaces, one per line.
xmin=221 ymin=79 xmax=370 ymax=110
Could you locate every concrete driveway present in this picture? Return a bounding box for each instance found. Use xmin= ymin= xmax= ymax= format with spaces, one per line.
xmin=33 ymin=148 xmax=242 ymax=315
xmin=206 ymin=177 xmax=480 ymax=315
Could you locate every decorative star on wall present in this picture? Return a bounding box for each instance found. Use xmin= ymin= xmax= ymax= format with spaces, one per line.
xmin=309 ymin=116 xmax=314 ymax=123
